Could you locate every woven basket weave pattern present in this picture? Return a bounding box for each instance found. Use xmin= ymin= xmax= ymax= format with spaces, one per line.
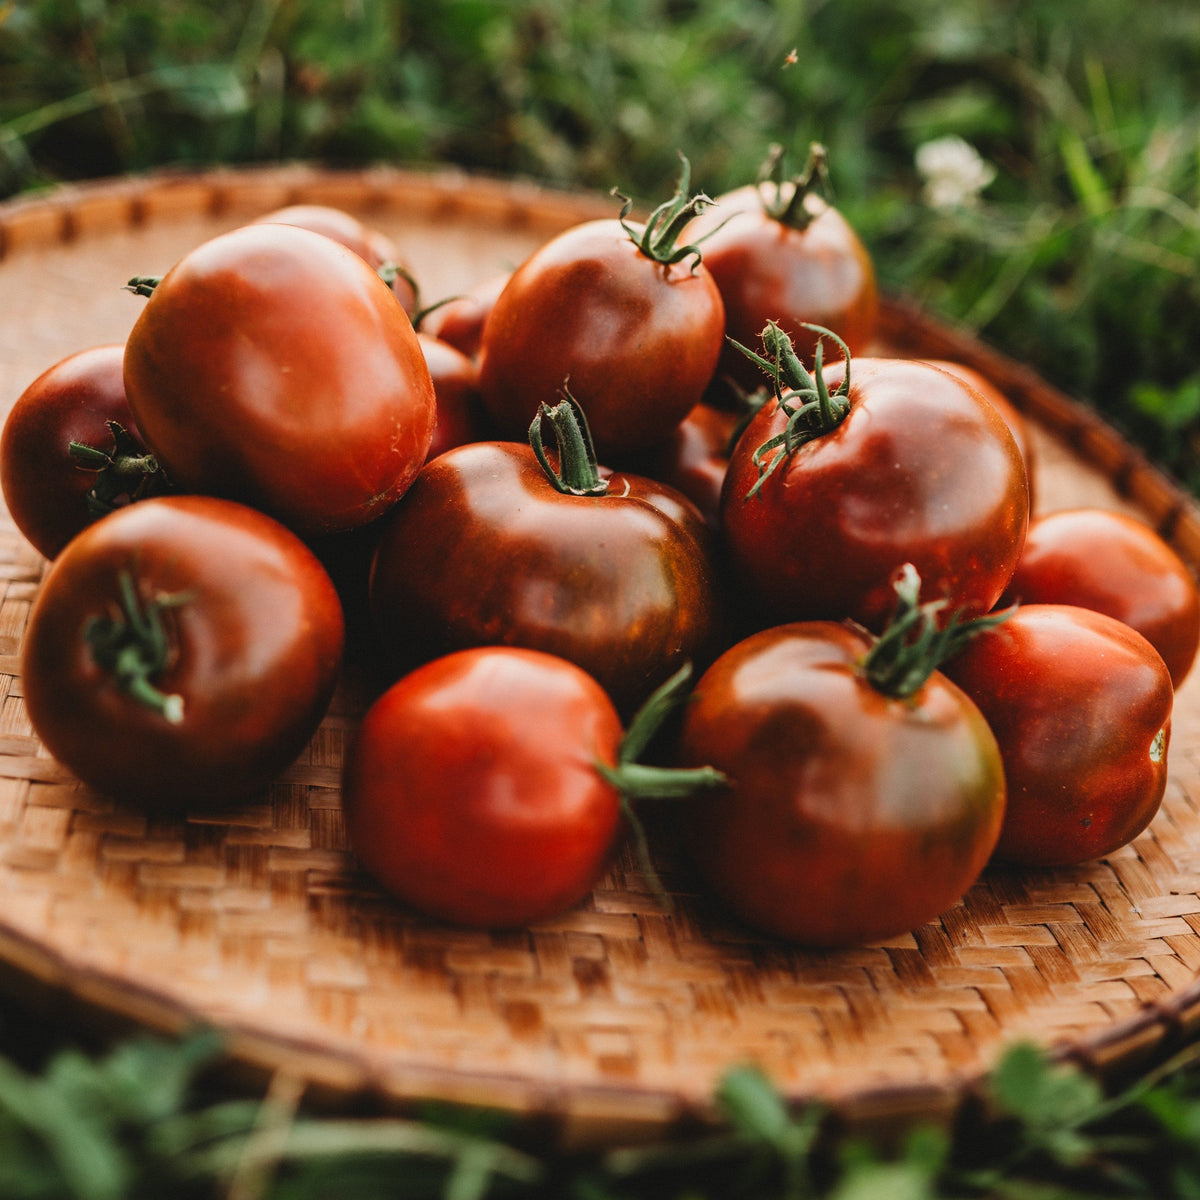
xmin=1 ymin=165 xmax=1199 ymax=1143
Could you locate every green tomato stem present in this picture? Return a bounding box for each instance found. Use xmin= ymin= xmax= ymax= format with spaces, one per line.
xmin=528 ymin=388 xmax=609 ymax=497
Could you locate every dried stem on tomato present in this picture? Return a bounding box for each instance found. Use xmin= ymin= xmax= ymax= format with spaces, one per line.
xmin=864 ymin=564 xmax=1016 ymax=699
xmin=84 ymin=570 xmax=190 ymax=723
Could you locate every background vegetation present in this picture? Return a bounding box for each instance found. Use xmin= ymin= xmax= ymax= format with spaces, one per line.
xmin=4 ymin=0 xmax=1200 ymax=480
xmin=4 ymin=1 xmax=1200 ymax=1195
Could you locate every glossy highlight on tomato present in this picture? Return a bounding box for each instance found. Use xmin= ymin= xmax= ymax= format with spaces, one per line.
xmin=343 ymin=646 xmax=626 ymax=927
xmin=123 ymin=222 xmax=436 ymax=537
xmin=21 ymin=495 xmax=344 ymax=809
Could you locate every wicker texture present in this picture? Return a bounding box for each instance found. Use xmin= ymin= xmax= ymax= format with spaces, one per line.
xmin=1 ymin=165 xmax=1200 ymax=1144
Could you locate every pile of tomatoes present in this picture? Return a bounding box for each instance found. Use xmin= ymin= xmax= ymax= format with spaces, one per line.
xmin=4 ymin=150 xmax=1197 ymax=948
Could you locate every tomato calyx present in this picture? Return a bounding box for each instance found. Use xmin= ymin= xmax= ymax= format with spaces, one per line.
xmin=863 ymin=563 xmax=1015 ymax=698
xmin=84 ymin=570 xmax=190 ymax=724
xmin=753 ymin=141 xmax=831 ymax=230
xmin=375 ymin=260 xmax=421 ymax=306
xmin=731 ymin=321 xmax=852 ymax=499
xmin=68 ymin=420 xmax=169 ymax=519
xmin=528 ymin=387 xmax=610 ymax=497
xmin=125 ymin=276 xmax=160 ymax=297
xmin=613 ymin=152 xmax=714 ymax=270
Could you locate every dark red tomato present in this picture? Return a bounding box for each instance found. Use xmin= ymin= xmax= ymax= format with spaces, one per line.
xmin=1001 ymin=508 xmax=1200 ymax=687
xmin=369 ymin=438 xmax=720 ymax=716
xmin=420 ymin=272 xmax=510 ymax=360
xmin=123 ymin=223 xmax=435 ymax=537
xmin=676 ymin=621 xmax=1005 ymax=946
xmin=477 ymin=204 xmax=725 ymax=459
xmin=685 ymin=183 xmax=878 ymax=393
xmin=722 ymin=356 xmax=1029 ymax=631
xmin=924 ymin=360 xmax=1036 ymax=503
xmin=618 ymin=400 xmax=742 ymax=531
xmin=1 ymin=344 xmax=167 ymax=560
xmin=21 ymin=495 xmax=344 ymax=809
xmin=943 ymin=604 xmax=1173 ymax=866
xmin=343 ymin=646 xmax=625 ymax=927
xmin=417 ymin=332 xmax=488 ymax=461
xmin=253 ymin=203 xmax=418 ymax=313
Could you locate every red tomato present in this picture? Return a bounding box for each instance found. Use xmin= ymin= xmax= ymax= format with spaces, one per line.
xmin=417 ymin=332 xmax=488 ymax=461
xmin=924 ymin=360 xmax=1036 ymax=502
xmin=123 ymin=223 xmax=435 ymax=537
xmin=943 ymin=604 xmax=1173 ymax=866
xmin=722 ymin=354 xmax=1029 ymax=630
xmin=343 ymin=646 xmax=625 ymax=927
xmin=420 ymin=272 xmax=510 ymax=360
xmin=21 ymin=495 xmax=344 ymax=809
xmin=685 ymin=150 xmax=878 ymax=394
xmin=677 ymin=619 xmax=1005 ymax=945
xmin=1000 ymin=508 xmax=1200 ymax=687
xmin=368 ymin=401 xmax=721 ymax=716
xmin=1 ymin=345 xmax=167 ymax=560
xmin=477 ymin=168 xmax=725 ymax=458
xmin=253 ymin=203 xmax=418 ymax=312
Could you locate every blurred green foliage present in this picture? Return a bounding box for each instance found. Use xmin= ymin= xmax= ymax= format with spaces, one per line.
xmin=2 ymin=0 xmax=1200 ymax=480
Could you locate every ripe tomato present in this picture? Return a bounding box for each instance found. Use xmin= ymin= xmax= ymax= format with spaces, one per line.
xmin=924 ymin=360 xmax=1036 ymax=502
xmin=676 ymin=612 xmax=1006 ymax=946
xmin=418 ymin=332 xmax=488 ymax=461
xmin=477 ymin=162 xmax=725 ymax=458
xmin=722 ymin=349 xmax=1029 ymax=631
xmin=685 ymin=145 xmax=878 ymax=394
xmin=123 ymin=222 xmax=435 ymax=537
xmin=369 ymin=397 xmax=721 ymax=716
xmin=343 ymin=646 xmax=626 ymax=927
xmin=21 ymin=495 xmax=344 ymax=809
xmin=1 ymin=345 xmax=167 ymax=560
xmin=253 ymin=203 xmax=418 ymax=312
xmin=1001 ymin=508 xmax=1200 ymax=687
xmin=420 ymin=272 xmax=510 ymax=360
xmin=943 ymin=604 xmax=1173 ymax=866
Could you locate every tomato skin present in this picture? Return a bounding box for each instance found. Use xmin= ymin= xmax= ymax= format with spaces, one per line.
xmin=342 ymin=646 xmax=624 ymax=927
xmin=476 ymin=219 xmax=725 ymax=458
xmin=1 ymin=345 xmax=158 ymax=560
xmin=721 ymin=357 xmax=1029 ymax=631
xmin=21 ymin=495 xmax=344 ymax=809
xmin=943 ymin=604 xmax=1173 ymax=866
xmin=417 ymin=332 xmax=488 ymax=461
xmin=420 ymin=272 xmax=510 ymax=360
xmin=677 ymin=622 xmax=1005 ymax=946
xmin=687 ymin=186 xmax=878 ymax=392
xmin=123 ymin=223 xmax=435 ymax=537
xmin=1001 ymin=508 xmax=1200 ymax=687
xmin=368 ymin=440 xmax=720 ymax=715
xmin=253 ymin=203 xmax=418 ymax=312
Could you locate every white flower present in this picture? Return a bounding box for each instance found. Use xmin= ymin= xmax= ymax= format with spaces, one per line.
xmin=915 ymin=135 xmax=996 ymax=209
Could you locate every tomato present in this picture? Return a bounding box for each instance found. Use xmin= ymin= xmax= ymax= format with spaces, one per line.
xmin=721 ymin=346 xmax=1029 ymax=631
xmin=924 ymin=360 xmax=1036 ymax=502
xmin=342 ymin=646 xmax=625 ymax=927
xmin=676 ymin=606 xmax=1006 ymax=946
xmin=1 ymin=345 xmax=167 ymax=560
xmin=685 ymin=145 xmax=878 ymax=394
xmin=123 ymin=222 xmax=435 ymax=537
xmin=477 ymin=162 xmax=725 ymax=458
xmin=21 ymin=495 xmax=344 ymax=809
xmin=253 ymin=203 xmax=418 ymax=312
xmin=943 ymin=604 xmax=1173 ymax=866
xmin=1000 ymin=508 xmax=1200 ymax=687
xmin=368 ymin=397 xmax=721 ymax=716
xmin=419 ymin=272 xmax=510 ymax=360
xmin=418 ymin=332 xmax=489 ymax=461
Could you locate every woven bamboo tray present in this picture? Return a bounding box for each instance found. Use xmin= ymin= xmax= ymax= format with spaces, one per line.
xmin=2 ymin=164 xmax=1200 ymax=1147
